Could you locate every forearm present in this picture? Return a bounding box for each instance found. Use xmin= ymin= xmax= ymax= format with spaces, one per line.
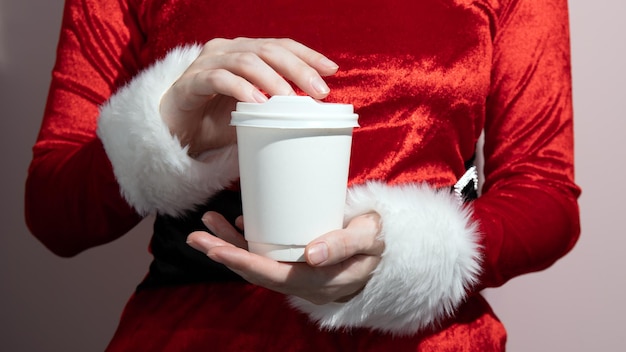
xmin=474 ymin=182 xmax=580 ymax=288
xmin=25 ymin=137 xmax=142 ymax=257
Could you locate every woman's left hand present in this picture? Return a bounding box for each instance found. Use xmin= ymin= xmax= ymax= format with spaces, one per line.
xmin=187 ymin=212 xmax=384 ymax=304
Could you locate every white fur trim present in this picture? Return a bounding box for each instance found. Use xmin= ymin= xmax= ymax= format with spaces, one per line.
xmin=97 ymin=45 xmax=239 ymax=216
xmin=289 ymin=181 xmax=482 ymax=335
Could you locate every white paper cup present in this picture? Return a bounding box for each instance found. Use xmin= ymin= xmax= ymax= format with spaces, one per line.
xmin=231 ymin=96 xmax=359 ymax=262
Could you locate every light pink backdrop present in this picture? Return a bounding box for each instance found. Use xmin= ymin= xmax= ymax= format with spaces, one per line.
xmin=1 ymin=1 xmax=623 ymax=350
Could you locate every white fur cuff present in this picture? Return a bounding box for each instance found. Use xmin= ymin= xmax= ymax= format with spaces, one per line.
xmin=289 ymin=181 xmax=482 ymax=335
xmin=97 ymin=45 xmax=239 ymax=216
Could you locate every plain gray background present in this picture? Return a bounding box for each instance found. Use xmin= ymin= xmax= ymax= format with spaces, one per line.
xmin=1 ymin=1 xmax=624 ymax=351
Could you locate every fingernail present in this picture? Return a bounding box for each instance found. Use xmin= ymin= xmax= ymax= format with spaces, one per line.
xmin=252 ymin=89 xmax=268 ymax=103
xmin=186 ymin=235 xmax=205 ymax=252
xmin=310 ymin=76 xmax=330 ymax=95
xmin=307 ymin=242 xmax=329 ymax=265
xmin=320 ymin=57 xmax=339 ymax=70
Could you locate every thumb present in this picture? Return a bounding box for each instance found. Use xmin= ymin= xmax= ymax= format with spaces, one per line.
xmin=305 ymin=212 xmax=383 ymax=267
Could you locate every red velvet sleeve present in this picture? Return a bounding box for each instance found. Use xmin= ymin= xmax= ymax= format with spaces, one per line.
xmin=475 ymin=0 xmax=581 ymax=288
xmin=25 ymin=0 xmax=144 ymax=257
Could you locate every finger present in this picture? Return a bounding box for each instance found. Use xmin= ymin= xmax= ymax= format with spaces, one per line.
xmin=187 ymin=230 xmax=237 ymax=253
xmin=235 ymin=216 xmax=244 ymax=230
xmin=217 ymin=38 xmax=337 ymax=99
xmin=192 ymin=68 xmax=271 ymax=105
xmin=267 ymin=38 xmax=339 ymax=76
xmin=205 ymin=52 xmax=295 ymax=98
xmin=218 ymin=38 xmax=338 ymax=77
xmin=201 ymin=211 xmax=248 ymax=249
xmin=253 ymin=41 xmax=333 ymax=98
xmin=305 ymin=212 xmax=384 ymax=266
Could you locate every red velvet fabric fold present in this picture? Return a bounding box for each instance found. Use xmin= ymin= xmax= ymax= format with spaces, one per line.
xmin=107 ymin=283 xmax=506 ymax=352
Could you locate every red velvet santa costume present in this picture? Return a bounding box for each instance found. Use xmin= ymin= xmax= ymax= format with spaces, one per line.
xmin=25 ymin=0 xmax=580 ymax=350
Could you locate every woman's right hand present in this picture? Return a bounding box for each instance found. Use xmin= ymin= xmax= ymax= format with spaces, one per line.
xmin=159 ymin=38 xmax=339 ymax=156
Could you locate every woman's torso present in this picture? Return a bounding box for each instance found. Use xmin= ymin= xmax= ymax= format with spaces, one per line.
xmin=133 ymin=0 xmax=495 ymax=187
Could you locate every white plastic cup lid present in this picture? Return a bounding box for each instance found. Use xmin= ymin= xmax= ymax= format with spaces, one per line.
xmin=231 ymin=95 xmax=359 ymax=128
